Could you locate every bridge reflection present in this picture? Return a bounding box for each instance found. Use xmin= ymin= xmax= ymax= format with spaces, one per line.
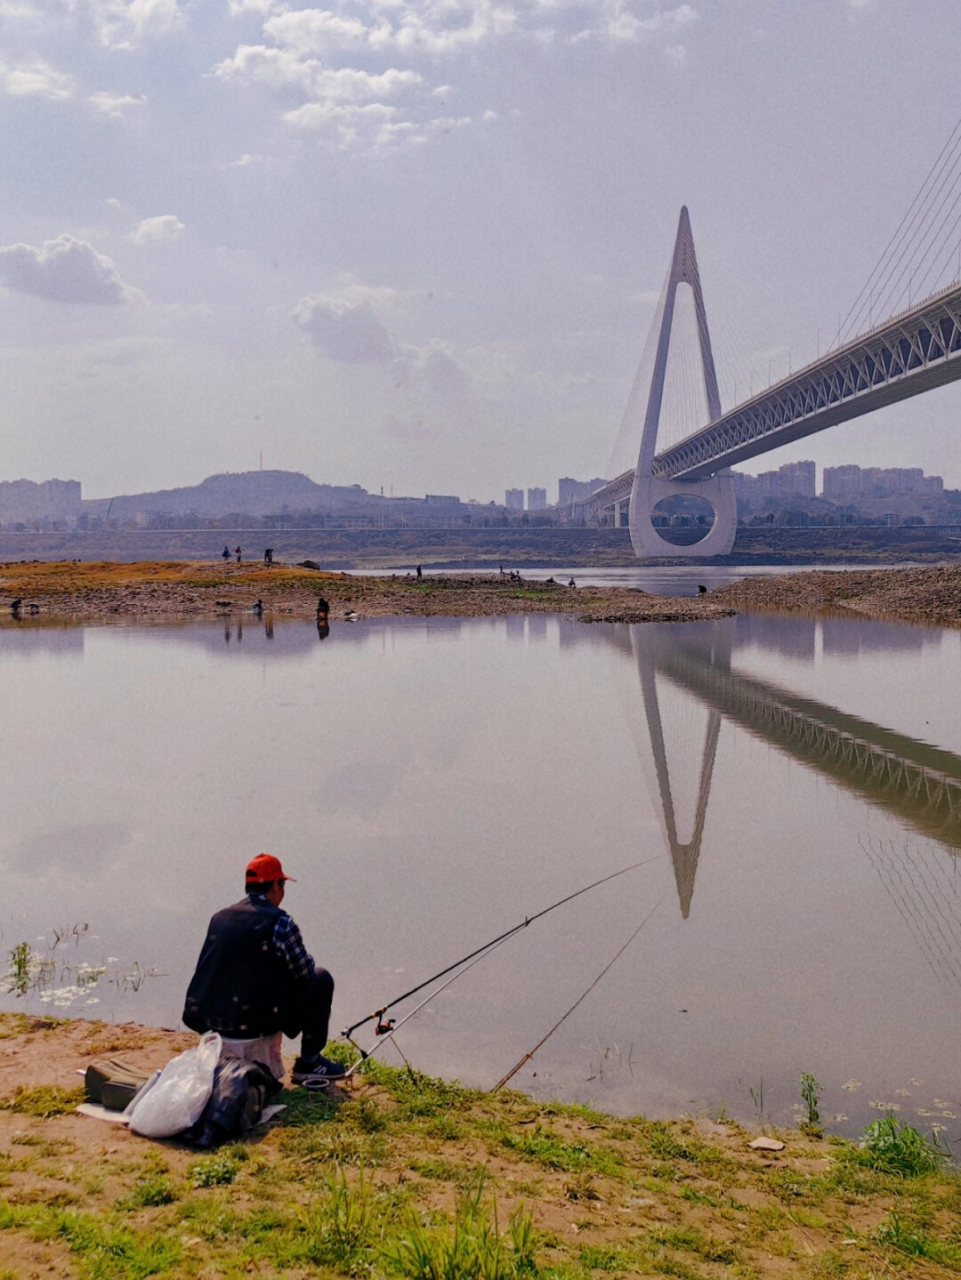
xmin=602 ymin=617 xmax=961 ymax=938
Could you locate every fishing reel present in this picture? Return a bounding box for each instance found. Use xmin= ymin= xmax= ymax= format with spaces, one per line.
xmin=375 ymin=1013 xmax=396 ymax=1036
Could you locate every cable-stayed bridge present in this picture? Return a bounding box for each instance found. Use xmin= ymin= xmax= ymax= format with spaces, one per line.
xmin=582 ymin=279 xmax=961 ymax=529
xmin=578 ymin=168 xmax=961 ymax=556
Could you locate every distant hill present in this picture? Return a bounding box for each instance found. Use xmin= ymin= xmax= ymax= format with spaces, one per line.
xmin=84 ymin=471 xmax=372 ymax=519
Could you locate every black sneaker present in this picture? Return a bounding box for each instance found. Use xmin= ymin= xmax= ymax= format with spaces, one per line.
xmin=291 ymin=1054 xmax=348 ymax=1090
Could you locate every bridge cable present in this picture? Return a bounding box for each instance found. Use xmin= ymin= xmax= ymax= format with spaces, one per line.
xmin=837 ymin=115 xmax=961 ymax=343
xmin=837 ymin=115 xmax=961 ymax=346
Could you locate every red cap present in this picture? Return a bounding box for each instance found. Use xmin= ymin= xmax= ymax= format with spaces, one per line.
xmin=245 ymin=853 xmax=295 ymax=884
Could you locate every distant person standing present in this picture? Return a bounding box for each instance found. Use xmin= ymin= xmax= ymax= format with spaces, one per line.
xmin=264 ymin=548 xmax=273 ymax=565
xmin=235 ymin=546 xmax=242 ymax=564
xmin=416 ymin=565 xmax=423 ymax=579
xmin=222 ymin=546 xmax=230 ymax=563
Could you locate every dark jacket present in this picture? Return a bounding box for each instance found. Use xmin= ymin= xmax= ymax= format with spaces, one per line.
xmin=183 ymin=895 xmax=292 ymax=1037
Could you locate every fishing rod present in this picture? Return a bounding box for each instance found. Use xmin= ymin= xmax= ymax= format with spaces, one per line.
xmin=491 ymin=897 xmax=661 ymax=1093
xmin=341 ymin=855 xmax=664 ymax=1060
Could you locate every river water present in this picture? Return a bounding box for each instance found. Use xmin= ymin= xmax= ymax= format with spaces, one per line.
xmin=1 ymin=607 xmax=959 ymax=1139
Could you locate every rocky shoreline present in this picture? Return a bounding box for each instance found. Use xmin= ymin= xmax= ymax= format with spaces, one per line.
xmin=0 ymin=560 xmax=959 ymax=627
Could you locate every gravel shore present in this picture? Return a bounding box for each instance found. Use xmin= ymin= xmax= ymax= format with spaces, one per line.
xmin=712 ymin=564 xmax=961 ymax=626
xmin=0 ymin=560 xmax=734 ymax=624
xmin=1 ymin=560 xmax=959 ymax=627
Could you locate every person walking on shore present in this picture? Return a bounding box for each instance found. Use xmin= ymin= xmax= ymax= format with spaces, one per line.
xmin=183 ymin=853 xmax=346 ymax=1090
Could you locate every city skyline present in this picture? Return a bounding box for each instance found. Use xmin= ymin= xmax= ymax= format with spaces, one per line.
xmin=2 ymin=4 xmax=961 ymax=500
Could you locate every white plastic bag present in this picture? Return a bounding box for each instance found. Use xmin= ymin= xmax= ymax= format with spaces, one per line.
xmin=128 ymin=1032 xmax=222 ymax=1138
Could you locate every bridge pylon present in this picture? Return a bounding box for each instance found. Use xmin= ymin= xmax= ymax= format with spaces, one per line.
xmin=628 ymin=207 xmax=737 ymax=558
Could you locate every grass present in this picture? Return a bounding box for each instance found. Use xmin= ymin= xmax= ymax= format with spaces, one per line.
xmin=0 ymin=1085 xmax=84 ymax=1119
xmin=1 ymin=1015 xmax=960 ymax=1278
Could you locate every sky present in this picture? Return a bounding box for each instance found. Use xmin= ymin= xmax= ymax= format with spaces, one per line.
xmin=1 ymin=0 xmax=960 ymax=503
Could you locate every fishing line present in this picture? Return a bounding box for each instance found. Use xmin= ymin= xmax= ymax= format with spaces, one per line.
xmin=342 ymin=856 xmax=665 ymax=1046
xmin=342 ymin=928 xmax=520 ymax=1080
xmin=490 ymin=898 xmax=662 ymax=1094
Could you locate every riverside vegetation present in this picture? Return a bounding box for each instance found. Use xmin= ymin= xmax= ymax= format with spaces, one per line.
xmin=0 ymin=1015 xmax=959 ymax=1279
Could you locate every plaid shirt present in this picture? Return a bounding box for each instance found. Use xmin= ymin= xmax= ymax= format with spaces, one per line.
xmin=249 ymin=893 xmax=316 ymax=982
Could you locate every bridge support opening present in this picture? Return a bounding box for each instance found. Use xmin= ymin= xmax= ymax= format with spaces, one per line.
xmin=628 ymin=207 xmax=737 ymax=559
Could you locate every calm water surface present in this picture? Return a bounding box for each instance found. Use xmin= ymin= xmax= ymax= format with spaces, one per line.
xmin=1 ymin=609 xmax=960 ymax=1138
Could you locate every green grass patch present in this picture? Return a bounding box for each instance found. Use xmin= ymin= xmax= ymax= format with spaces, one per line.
xmin=876 ymin=1209 xmax=961 ymax=1265
xmin=0 ymin=1084 xmax=83 ymax=1118
xmin=851 ymin=1116 xmax=949 ymax=1177
xmin=482 ymin=1120 xmax=622 ymax=1177
xmin=118 ymin=1173 xmax=179 ymax=1209
xmin=0 ymin=1201 xmax=182 ymax=1278
xmin=387 ymin=1173 xmax=539 ymax=1280
xmin=188 ymin=1154 xmax=241 ymax=1188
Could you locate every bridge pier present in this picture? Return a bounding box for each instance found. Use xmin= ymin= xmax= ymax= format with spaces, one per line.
xmin=630 ymin=473 xmax=737 ymax=557
xmin=624 ymin=206 xmax=735 ymax=560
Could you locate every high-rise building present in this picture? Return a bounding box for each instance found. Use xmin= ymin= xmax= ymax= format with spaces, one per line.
xmin=821 ymin=465 xmax=941 ymax=500
xmin=558 ymin=476 xmax=609 ymax=506
xmin=527 ymin=487 xmax=547 ymax=511
xmin=733 ymin=461 xmax=816 ymax=502
xmin=505 ymin=488 xmax=524 ymax=511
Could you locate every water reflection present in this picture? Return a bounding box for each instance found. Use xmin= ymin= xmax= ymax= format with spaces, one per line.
xmin=594 ymin=617 xmax=961 ymax=994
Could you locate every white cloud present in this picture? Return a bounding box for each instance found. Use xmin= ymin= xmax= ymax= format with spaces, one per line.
xmin=228 ymin=0 xmax=278 ymax=13
xmin=0 ymin=56 xmax=73 ymax=99
xmin=214 ymin=43 xmax=317 ymax=92
xmin=663 ymin=42 xmax=686 ymax=66
xmin=0 ymin=234 xmax=136 ymax=304
xmin=130 ymin=214 xmax=185 ymax=244
xmin=570 ymin=2 xmax=698 ymax=45
xmin=215 ymin=44 xmax=421 ymax=101
xmin=88 ymin=90 xmax=146 ymax=117
xmin=263 ymin=8 xmax=371 ymax=55
xmin=75 ymin=0 xmax=186 ymax=51
xmin=224 ymin=151 xmax=270 ymax=167
xmin=292 ymin=293 xmax=400 ymax=363
xmin=285 ymin=100 xmax=428 ymax=151
xmin=397 ymin=339 xmax=470 ymax=397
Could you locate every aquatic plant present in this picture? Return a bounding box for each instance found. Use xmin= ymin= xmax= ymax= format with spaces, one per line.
xmin=856 ymin=1116 xmax=948 ymax=1176
xmin=799 ymin=1072 xmax=823 ymax=1137
xmin=2 ymin=931 xmax=157 ymax=1005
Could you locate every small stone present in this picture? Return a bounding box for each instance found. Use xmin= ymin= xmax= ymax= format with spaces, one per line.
xmin=748 ymin=1136 xmax=785 ymax=1151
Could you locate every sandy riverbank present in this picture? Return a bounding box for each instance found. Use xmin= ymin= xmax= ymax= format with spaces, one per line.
xmin=1 ymin=560 xmax=960 ymax=627
xmin=0 ymin=560 xmax=732 ymax=625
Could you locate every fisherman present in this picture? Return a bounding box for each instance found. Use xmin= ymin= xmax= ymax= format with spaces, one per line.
xmin=222 ymin=546 xmax=230 ymax=563
xmin=316 ymin=595 xmax=330 ymax=619
xmin=264 ymin=548 xmax=273 ymax=565
xmin=182 ymin=853 xmax=346 ymax=1089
